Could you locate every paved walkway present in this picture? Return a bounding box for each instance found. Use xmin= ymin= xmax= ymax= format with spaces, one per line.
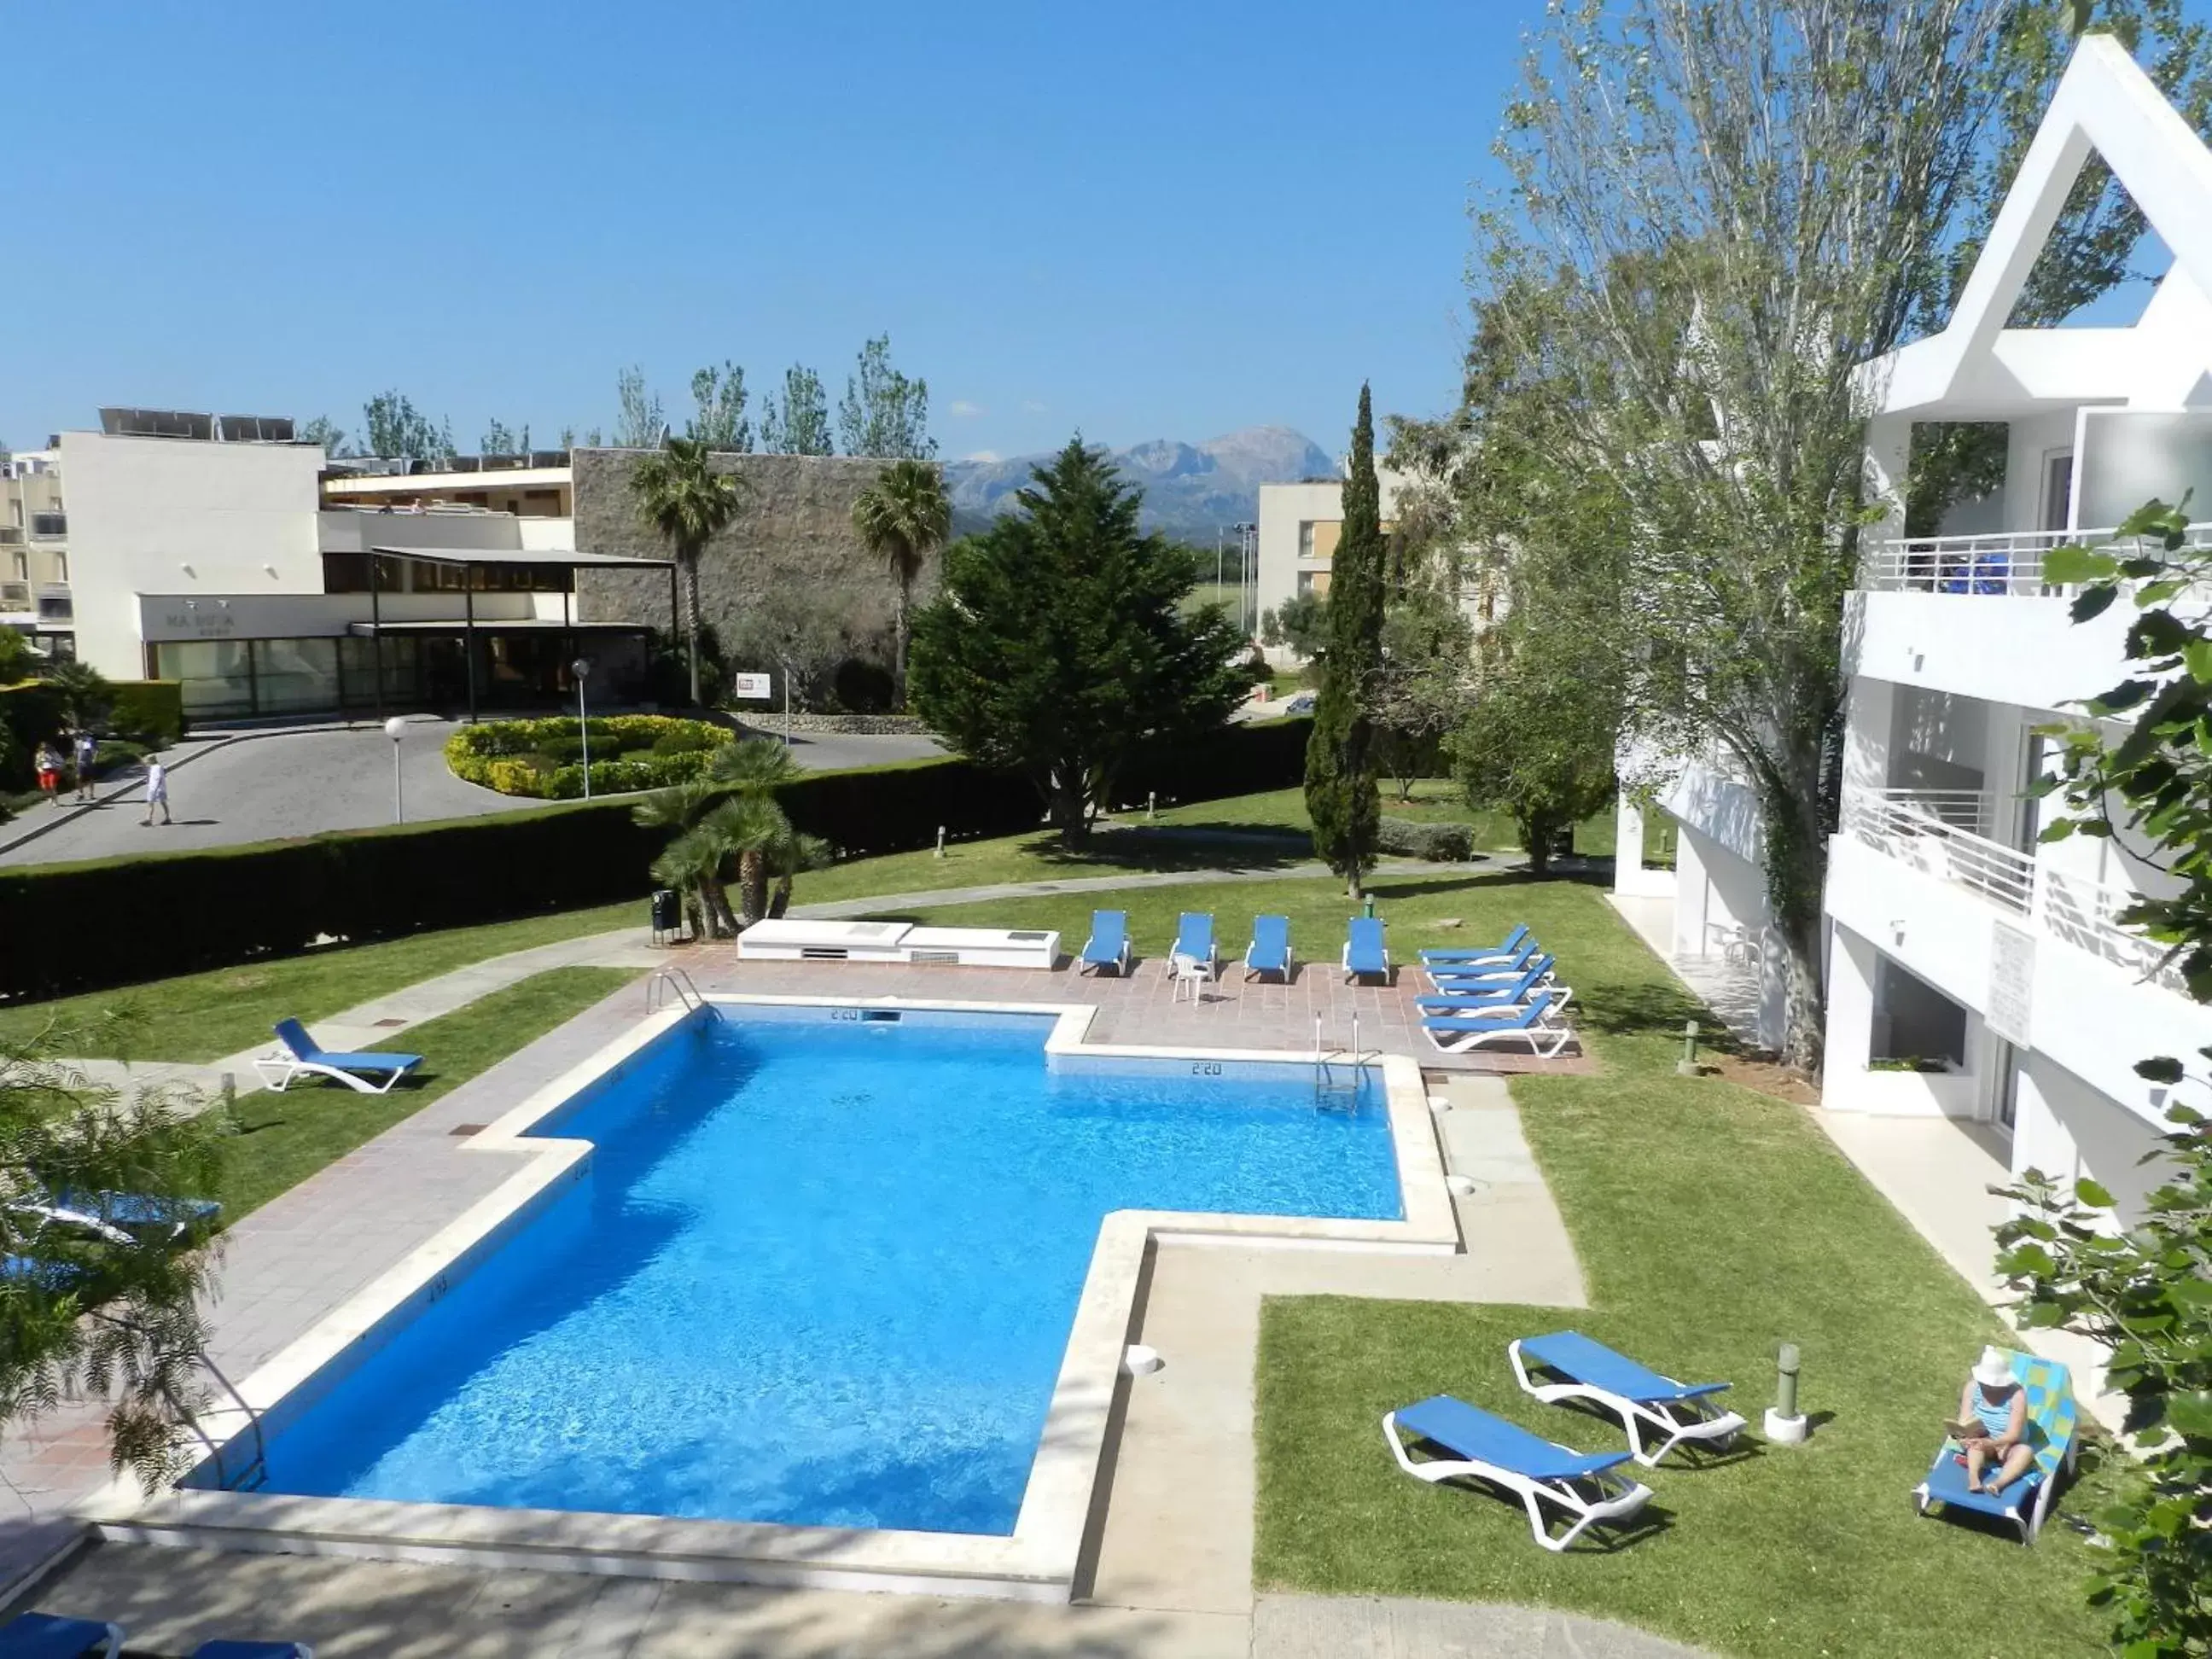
xmin=1 ymin=720 xmax=943 ymax=868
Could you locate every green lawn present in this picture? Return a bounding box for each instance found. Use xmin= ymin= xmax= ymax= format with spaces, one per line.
xmin=215 ymin=966 xmax=637 ymax=1218
xmin=1147 ymin=780 xmax=1674 ymax=864
xmin=0 ymin=900 xmax=639 ymax=1062
xmin=1226 ymin=879 xmax=2111 ymax=1658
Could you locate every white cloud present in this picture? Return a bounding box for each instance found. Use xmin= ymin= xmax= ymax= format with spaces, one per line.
xmin=1020 ymin=399 xmax=1048 ymax=415
xmin=949 ymin=399 xmax=986 ymax=417
xmin=963 ymin=449 xmax=1001 ymax=463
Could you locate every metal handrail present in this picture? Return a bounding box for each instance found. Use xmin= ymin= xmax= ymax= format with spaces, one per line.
xmin=645 ymin=966 xmax=715 ymax=1018
xmin=2035 ymin=868 xmax=2187 ymax=993
xmin=1857 ymin=522 xmax=2212 ymax=595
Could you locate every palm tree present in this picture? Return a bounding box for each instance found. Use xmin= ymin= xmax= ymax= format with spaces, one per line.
xmin=630 ymin=436 xmax=744 ymax=707
xmin=633 ymin=737 xmax=806 ymax=934
xmin=849 ymin=458 xmax=951 ymax=710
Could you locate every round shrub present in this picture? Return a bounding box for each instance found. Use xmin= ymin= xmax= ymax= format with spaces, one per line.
xmin=447 ymin=715 xmax=733 ymax=798
xmin=650 ymin=727 xmax=719 ymax=757
xmin=1376 ymin=817 xmax=1477 ymax=862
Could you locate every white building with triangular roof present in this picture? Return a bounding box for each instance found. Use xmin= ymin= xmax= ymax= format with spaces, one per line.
xmin=1615 ymin=35 xmax=2212 ymax=1219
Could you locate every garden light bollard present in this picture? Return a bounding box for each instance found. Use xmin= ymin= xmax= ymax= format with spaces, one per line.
xmin=1676 ymin=1019 xmax=1702 ymax=1076
xmin=1148 ymin=790 xmax=1156 ymax=821
xmin=935 ymin=824 xmax=946 ymax=859
xmin=382 ymin=716 xmax=406 ymax=824
xmin=1765 ymin=1341 xmax=1808 ymax=1444
xmin=573 ymin=657 xmax=592 ymax=802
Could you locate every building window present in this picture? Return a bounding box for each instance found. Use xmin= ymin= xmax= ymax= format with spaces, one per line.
xmin=7 ymin=550 xmax=22 ymax=582
xmin=52 ymin=552 xmax=67 ymax=584
xmin=1297 ymin=521 xmax=1315 ymax=559
xmin=1295 ymin=570 xmax=1332 ymax=599
xmin=28 ymin=511 xmax=64 ymax=538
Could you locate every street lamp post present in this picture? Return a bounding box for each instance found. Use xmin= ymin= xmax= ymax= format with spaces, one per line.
xmin=573 ymin=658 xmax=593 ymax=801
xmin=383 ymin=715 xmax=407 ymax=824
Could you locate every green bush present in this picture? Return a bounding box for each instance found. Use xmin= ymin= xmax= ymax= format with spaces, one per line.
xmin=0 ymin=683 xmax=65 ymax=789
xmin=1377 ymin=817 xmax=1476 ymax=862
xmin=649 ymin=727 xmax=719 ymax=757
xmin=445 ymin=715 xmax=732 ymax=796
xmin=1 ymin=719 xmax=1316 ymax=1002
xmin=107 ymin=680 xmax=183 ymax=746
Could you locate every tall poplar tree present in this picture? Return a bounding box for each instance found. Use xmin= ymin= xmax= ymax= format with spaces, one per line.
xmin=1304 ymin=385 xmax=1385 ymax=898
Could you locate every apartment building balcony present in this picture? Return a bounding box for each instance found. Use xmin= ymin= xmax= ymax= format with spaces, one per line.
xmin=1845 ymin=527 xmax=2209 ymax=709
xmin=1829 ymin=786 xmax=2212 ymax=1122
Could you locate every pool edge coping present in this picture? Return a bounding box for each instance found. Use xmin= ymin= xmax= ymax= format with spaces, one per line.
xmin=82 ymin=992 xmax=1457 ymax=1601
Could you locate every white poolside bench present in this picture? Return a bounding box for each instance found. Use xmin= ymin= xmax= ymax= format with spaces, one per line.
xmin=736 ymin=919 xmax=1061 ymax=969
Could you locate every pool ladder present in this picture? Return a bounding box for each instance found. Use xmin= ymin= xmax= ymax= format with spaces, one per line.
xmin=175 ymin=1351 xmax=269 ymax=1493
xmin=1313 ymin=1013 xmax=1372 ymax=1109
xmin=646 ymin=966 xmax=719 ymax=1020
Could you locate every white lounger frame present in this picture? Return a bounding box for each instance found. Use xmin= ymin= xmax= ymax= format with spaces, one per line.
xmin=1382 ymin=1409 xmax=1653 ymax=1552
xmin=253 ymin=1051 xmax=413 ymax=1095
xmin=1421 ymin=1008 xmax=1575 ymax=1059
xmin=1508 ymin=1340 xmax=1747 ymax=1468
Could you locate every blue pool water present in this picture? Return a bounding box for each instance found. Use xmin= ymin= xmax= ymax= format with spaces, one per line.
xmin=238 ymin=1011 xmax=1399 ymax=1534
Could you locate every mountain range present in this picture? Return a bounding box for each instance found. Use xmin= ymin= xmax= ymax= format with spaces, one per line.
xmin=942 ymin=426 xmax=1337 ymax=542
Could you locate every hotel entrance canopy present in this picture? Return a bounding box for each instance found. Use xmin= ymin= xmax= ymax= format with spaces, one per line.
xmin=362 ymin=544 xmax=677 ymax=722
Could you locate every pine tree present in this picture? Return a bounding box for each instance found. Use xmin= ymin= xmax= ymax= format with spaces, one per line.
xmin=1304 ymin=384 xmax=1385 ymax=897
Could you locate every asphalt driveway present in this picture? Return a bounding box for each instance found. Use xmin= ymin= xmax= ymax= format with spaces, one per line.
xmin=0 ymin=718 xmax=944 ymax=869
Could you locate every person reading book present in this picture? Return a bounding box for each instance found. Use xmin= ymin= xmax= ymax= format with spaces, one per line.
xmin=1952 ymin=1345 xmax=2031 ymax=1495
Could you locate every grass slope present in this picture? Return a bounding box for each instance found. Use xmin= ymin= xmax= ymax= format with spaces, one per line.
xmin=0 ymin=903 xmax=639 ymax=1062
xmin=215 ymin=965 xmax=636 ymax=1218
xmin=1235 ymin=882 xmax=2110 ymax=1658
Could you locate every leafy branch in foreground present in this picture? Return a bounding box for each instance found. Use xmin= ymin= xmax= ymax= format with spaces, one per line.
xmin=0 ymin=1023 xmax=227 ymax=1489
xmin=1998 ymin=494 xmax=2212 ymax=1658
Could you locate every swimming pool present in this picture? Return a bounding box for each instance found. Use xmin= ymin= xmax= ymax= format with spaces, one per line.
xmin=225 ymin=1008 xmax=1402 ymax=1536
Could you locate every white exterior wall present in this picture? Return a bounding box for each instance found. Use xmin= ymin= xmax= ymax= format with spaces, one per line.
xmin=61 ymin=433 xmax=327 ymax=678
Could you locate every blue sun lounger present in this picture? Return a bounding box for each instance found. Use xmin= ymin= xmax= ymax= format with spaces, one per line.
xmin=1342 ymin=917 xmax=1389 ymax=981
xmin=1510 ymin=1331 xmax=1745 ymax=1467
xmin=0 ymin=1612 xmax=122 ymax=1659
xmin=1419 ymin=925 xmax=1530 ymax=963
xmin=257 ymin=1019 xmax=422 ymax=1095
xmin=194 ymin=1642 xmax=314 ymax=1659
xmin=1244 ymin=914 xmax=1292 ymax=980
xmin=1383 ymin=1394 xmax=1652 ymax=1551
xmin=1080 ymin=910 xmax=1132 ymax=975
xmin=1914 ymin=1349 xmax=2078 ymax=1542
xmin=1422 ymin=957 xmax=1563 ymax=1006
xmin=1423 ymin=993 xmax=1573 ymax=1057
xmin=1426 ymin=941 xmax=1541 ymax=982
xmin=1173 ymin=911 xmax=1217 ymax=972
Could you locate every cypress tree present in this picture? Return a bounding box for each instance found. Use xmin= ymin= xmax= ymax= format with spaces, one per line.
xmin=1304 ymin=384 xmax=1385 ymax=897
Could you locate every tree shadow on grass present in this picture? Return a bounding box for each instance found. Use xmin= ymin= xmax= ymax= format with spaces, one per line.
xmin=1576 ymin=980 xmax=1743 ymax=1054
xmin=1024 ymin=827 xmax=1313 ymax=875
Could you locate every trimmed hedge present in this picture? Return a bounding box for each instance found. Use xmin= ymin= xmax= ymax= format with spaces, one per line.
xmin=445 ymin=714 xmax=733 ymax=800
xmin=0 ymin=719 xmax=1313 ymax=1002
xmin=1377 ymin=817 xmax=1477 ymax=862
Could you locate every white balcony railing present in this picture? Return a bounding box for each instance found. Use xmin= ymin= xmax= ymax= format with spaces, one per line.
xmin=1857 ymin=523 xmax=2212 ymax=596
xmin=1843 ymin=788 xmax=2189 ymax=993
xmin=1843 ymin=789 xmax=2033 ymax=912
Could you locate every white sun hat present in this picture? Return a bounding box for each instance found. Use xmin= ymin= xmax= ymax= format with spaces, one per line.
xmin=1974 ymin=1345 xmax=2015 ymax=1389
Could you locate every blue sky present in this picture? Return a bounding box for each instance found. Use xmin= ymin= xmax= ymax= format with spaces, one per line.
xmin=0 ymin=1 xmax=1541 ymax=462
xmin=4 ymin=4 xmax=2205 ymax=464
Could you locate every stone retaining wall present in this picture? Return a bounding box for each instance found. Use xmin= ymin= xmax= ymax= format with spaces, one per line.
xmin=736 ymin=713 xmax=932 ymax=736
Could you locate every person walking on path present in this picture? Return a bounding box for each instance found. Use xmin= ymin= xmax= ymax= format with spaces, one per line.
xmin=72 ymin=730 xmax=98 ymax=802
xmin=33 ymin=742 xmax=62 ymax=807
xmin=142 ymin=753 xmax=172 ymax=826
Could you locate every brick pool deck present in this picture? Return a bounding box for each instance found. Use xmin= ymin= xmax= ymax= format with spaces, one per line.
xmin=672 ymin=942 xmax=1592 ymax=1075
xmin=0 ymin=943 xmax=1585 ymax=1604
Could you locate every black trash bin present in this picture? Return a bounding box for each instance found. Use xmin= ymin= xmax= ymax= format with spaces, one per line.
xmin=650 ymin=888 xmax=683 ymax=944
